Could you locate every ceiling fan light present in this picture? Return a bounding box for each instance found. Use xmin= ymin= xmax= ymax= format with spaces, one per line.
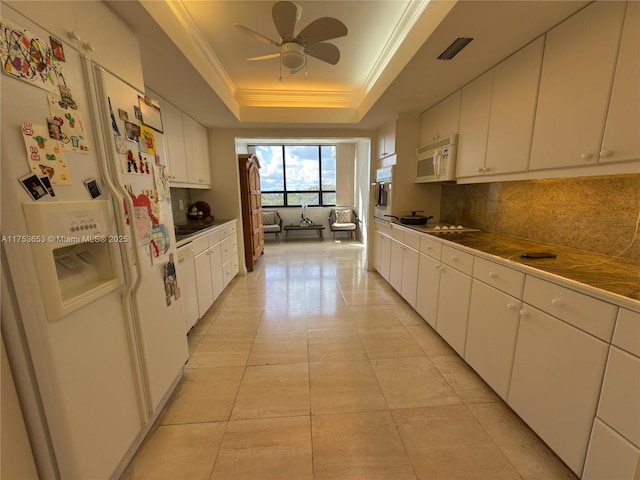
xmin=280 ymin=42 xmax=305 ymax=70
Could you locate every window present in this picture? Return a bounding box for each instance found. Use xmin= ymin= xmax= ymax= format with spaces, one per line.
xmin=253 ymin=145 xmax=336 ymax=207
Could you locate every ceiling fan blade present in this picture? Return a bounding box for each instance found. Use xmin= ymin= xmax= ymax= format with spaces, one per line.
xmin=246 ymin=53 xmax=280 ymax=61
xmin=306 ymin=42 xmax=340 ymax=65
xmin=272 ymin=1 xmax=298 ymax=41
xmin=234 ymin=23 xmax=280 ymax=47
xmin=296 ymin=17 xmax=347 ymax=45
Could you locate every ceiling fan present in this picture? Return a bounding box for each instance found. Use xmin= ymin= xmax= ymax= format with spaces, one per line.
xmin=234 ymin=1 xmax=348 ymax=81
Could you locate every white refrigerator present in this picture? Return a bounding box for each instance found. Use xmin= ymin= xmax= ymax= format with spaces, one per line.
xmin=1 ymin=6 xmax=188 ymax=479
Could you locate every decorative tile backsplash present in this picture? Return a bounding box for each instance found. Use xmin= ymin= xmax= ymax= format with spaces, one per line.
xmin=440 ymin=174 xmax=640 ymax=262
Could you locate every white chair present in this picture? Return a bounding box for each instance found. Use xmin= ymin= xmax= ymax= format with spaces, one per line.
xmin=262 ymin=210 xmax=283 ymax=242
xmin=328 ymin=207 xmax=358 ymax=240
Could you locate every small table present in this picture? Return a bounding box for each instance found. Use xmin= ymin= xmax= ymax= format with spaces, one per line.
xmin=284 ymin=224 xmax=325 ymax=240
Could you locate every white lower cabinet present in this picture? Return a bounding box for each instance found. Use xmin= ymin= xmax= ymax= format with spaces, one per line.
xmin=435 ymin=263 xmax=472 ymax=356
xmin=209 ymin=242 xmax=224 ymax=301
xmin=378 ymin=233 xmax=391 ymax=282
xmin=584 ymin=308 xmax=640 ymax=480
xmin=583 ymin=419 xmax=640 ymax=480
xmin=221 ymin=235 xmax=239 ymax=288
xmin=377 ymin=228 xmax=638 ymax=479
xmin=389 ymin=238 xmax=403 ymax=293
xmin=177 ymin=246 xmax=198 ymax=332
xmin=188 ymin=220 xmax=238 ymax=323
xmin=416 ymin=249 xmax=440 ymax=328
xmin=465 ymin=280 xmax=521 ymax=399
xmin=194 ymin=248 xmax=214 ymax=317
xmin=400 ymin=244 xmax=419 ymax=308
xmin=508 ymin=304 xmax=609 ymax=475
xmin=435 ymin=246 xmax=473 ymax=356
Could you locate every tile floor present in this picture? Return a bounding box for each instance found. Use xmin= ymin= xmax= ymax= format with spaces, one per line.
xmin=122 ymin=239 xmax=578 ymax=480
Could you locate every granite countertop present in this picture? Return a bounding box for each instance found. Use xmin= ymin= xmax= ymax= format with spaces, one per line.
xmin=175 ymin=218 xmax=234 ymax=247
xmin=406 ymin=227 xmax=640 ymax=303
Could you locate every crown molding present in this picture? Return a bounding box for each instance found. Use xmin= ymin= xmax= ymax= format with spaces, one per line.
xmin=235 ymin=89 xmax=360 ymax=108
xmin=361 ymin=0 xmax=430 ymax=96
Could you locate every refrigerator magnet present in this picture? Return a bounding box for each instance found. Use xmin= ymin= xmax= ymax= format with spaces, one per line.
xmin=47 ymin=95 xmax=90 ymax=154
xmin=49 ymin=35 xmax=65 ymax=62
xmin=138 ymin=96 xmax=163 ymax=133
xmin=124 ymin=121 xmax=140 ymax=143
xmin=0 ymin=19 xmax=63 ymax=92
xmin=84 ymin=178 xmax=102 ymax=199
xmin=40 ymin=175 xmax=55 ymax=197
xmin=139 ymin=124 xmax=156 ymax=155
xmin=19 ymin=173 xmax=49 ymax=200
xmin=21 ymin=122 xmax=72 ymax=185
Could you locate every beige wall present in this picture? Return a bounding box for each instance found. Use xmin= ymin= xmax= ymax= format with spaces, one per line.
xmin=336 ymin=144 xmax=355 ymax=207
xmin=440 ymin=174 xmax=640 ymax=261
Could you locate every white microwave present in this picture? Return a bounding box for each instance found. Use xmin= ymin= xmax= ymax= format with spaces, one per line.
xmin=415 ymin=135 xmax=457 ymax=183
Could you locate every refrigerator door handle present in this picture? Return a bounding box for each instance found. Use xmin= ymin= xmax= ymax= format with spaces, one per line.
xmin=82 ymin=58 xmax=151 ymax=421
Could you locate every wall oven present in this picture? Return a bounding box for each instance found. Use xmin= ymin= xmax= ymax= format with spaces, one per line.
xmin=373 ymin=166 xmax=393 ymax=222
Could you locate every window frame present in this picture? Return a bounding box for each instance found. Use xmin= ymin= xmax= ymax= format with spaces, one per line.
xmin=252 ymin=144 xmax=337 ymax=208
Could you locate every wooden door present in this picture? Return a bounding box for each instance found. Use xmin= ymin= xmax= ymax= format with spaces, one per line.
xmin=238 ymin=154 xmax=264 ymax=271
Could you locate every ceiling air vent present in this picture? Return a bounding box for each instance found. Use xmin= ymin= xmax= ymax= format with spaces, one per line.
xmin=437 ymin=37 xmax=473 ymax=60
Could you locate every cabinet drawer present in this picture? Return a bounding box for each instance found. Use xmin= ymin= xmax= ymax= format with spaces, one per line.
xmin=190 ymin=236 xmax=209 ymax=256
xmin=391 ymin=225 xmax=405 ymax=242
xmin=221 ymin=236 xmax=236 ymax=262
xmin=597 ymin=347 xmax=640 ymax=447
xmin=583 ymin=419 xmax=640 ymax=480
xmin=473 ymin=257 xmax=525 ymax=298
xmin=220 ymin=221 xmax=236 ymax=239
xmin=403 ymin=229 xmax=421 ymax=250
xmin=441 ymin=245 xmax=474 ymax=275
xmin=613 ymin=308 xmax=640 ymax=357
xmin=523 ymin=276 xmax=617 ymax=341
xmin=208 ymin=228 xmax=221 ymax=245
xmin=419 ymin=235 xmax=442 ymax=259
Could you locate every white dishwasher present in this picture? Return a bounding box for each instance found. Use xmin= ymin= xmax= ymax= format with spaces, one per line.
xmin=176 ymin=243 xmax=199 ymax=332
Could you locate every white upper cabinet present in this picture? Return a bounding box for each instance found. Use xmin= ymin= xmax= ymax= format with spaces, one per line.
xmin=377 ymin=119 xmax=396 ymax=159
xmin=6 ymin=1 xmax=144 ymax=91
xmin=419 ymin=91 xmax=461 ymax=146
xmin=455 ymin=70 xmax=494 ymax=178
xmin=182 ymin=113 xmax=211 ymax=187
xmin=600 ymin=1 xmax=640 ymax=164
xmin=484 ymin=37 xmax=544 ymax=176
xmin=529 ymin=1 xmax=626 ymax=171
xmin=162 ymin=101 xmax=188 ymax=183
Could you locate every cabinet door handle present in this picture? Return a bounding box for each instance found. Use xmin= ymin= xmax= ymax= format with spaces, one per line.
xmin=506 ymin=303 xmax=518 ymax=310
xmin=82 ymin=41 xmax=95 ymax=53
xmin=489 ymin=271 xmax=497 ymax=279
xmin=68 ymin=31 xmax=80 ymax=41
xmin=599 ymin=150 xmax=612 ymax=158
xmin=580 ymin=153 xmax=594 ymax=160
xmin=551 ymin=298 xmax=563 ymax=307
xmin=519 ymin=309 xmax=530 ymax=317
xmin=450 ymin=255 xmax=458 ymax=261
